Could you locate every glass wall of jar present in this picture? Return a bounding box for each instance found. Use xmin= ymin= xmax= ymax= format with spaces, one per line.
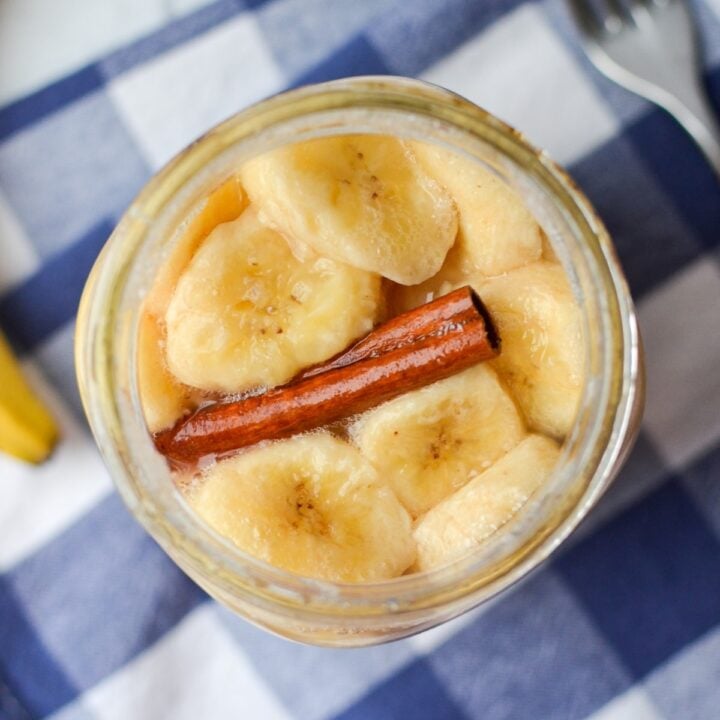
xmin=76 ymin=77 xmax=644 ymax=646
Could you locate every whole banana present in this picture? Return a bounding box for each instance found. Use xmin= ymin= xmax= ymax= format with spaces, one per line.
xmin=0 ymin=329 xmax=58 ymax=463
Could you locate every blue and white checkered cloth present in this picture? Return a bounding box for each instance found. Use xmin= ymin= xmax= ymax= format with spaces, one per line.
xmin=1 ymin=1 xmax=719 ymax=718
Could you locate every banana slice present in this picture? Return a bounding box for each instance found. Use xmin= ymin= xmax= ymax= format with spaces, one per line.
xmin=240 ymin=135 xmax=458 ymax=285
xmin=351 ymin=364 xmax=526 ymax=518
xmin=145 ymin=175 xmax=247 ymax=318
xmin=413 ymin=434 xmax=560 ymax=571
xmin=165 ymin=208 xmax=381 ymax=394
xmin=137 ymin=312 xmax=200 ymax=433
xmin=411 ymin=141 xmax=542 ymax=276
xmin=189 ymin=434 xmax=415 ymax=582
xmin=476 ymin=261 xmax=584 ymax=438
xmin=0 ymin=330 xmax=58 ymax=463
xmin=139 ymin=176 xmax=247 ymax=430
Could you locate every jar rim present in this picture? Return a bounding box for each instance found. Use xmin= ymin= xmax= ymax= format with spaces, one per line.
xmin=76 ymin=76 xmax=641 ymax=622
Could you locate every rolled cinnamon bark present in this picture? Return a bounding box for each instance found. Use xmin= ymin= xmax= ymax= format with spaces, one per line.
xmin=297 ymin=286 xmax=492 ymax=379
xmin=155 ymin=287 xmax=498 ymax=466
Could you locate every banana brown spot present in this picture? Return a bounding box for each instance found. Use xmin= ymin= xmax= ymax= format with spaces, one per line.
xmin=430 ymin=442 xmax=441 ymax=460
xmin=291 ymin=481 xmax=329 ymax=535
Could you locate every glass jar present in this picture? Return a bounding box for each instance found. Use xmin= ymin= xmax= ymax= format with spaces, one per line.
xmin=75 ymin=76 xmax=644 ymax=647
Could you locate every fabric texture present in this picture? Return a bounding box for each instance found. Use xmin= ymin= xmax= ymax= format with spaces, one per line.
xmin=1 ymin=0 xmax=720 ymax=718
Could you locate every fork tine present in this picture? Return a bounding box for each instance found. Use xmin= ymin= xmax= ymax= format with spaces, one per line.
xmin=568 ymin=0 xmax=605 ymax=36
xmin=625 ymin=0 xmax=655 ymax=26
xmin=604 ymin=0 xmax=636 ymax=28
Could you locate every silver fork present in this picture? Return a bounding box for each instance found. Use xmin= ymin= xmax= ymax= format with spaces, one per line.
xmin=568 ymin=0 xmax=720 ymax=177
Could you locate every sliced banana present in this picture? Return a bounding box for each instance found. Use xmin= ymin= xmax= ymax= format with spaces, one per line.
xmin=240 ymin=135 xmax=458 ymax=285
xmin=189 ymin=434 xmax=416 ymax=582
xmin=145 ymin=175 xmax=247 ymax=318
xmin=165 ymin=208 xmax=381 ymax=394
xmin=411 ymin=141 xmax=542 ymax=276
xmin=476 ymin=261 xmax=584 ymax=438
xmin=137 ymin=312 xmax=200 ymax=433
xmin=351 ymin=364 xmax=526 ymax=518
xmin=413 ymin=434 xmax=560 ymax=571
xmin=139 ymin=176 xmax=247 ymax=431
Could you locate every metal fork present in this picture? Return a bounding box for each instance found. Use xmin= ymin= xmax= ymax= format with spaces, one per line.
xmin=568 ymin=0 xmax=720 ymax=177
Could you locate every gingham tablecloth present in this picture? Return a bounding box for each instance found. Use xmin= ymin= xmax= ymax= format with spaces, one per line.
xmin=1 ymin=1 xmax=720 ymax=718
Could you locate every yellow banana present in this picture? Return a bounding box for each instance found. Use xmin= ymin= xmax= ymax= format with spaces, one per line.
xmin=0 ymin=329 xmax=58 ymax=463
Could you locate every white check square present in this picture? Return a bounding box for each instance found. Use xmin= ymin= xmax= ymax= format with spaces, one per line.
xmin=83 ymin=605 xmax=290 ymax=720
xmin=109 ymin=13 xmax=284 ymax=169
xmin=585 ymin=687 xmax=663 ymax=720
xmin=646 ymin=626 xmax=720 ymax=720
xmin=0 ymin=189 xmax=38 ymax=294
xmin=0 ymin=360 xmax=110 ymax=571
xmin=639 ymin=258 xmax=720 ymax=470
xmin=422 ymin=3 xmax=619 ymax=164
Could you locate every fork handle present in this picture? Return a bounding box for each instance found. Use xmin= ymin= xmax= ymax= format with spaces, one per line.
xmin=661 ymin=80 xmax=720 ymax=179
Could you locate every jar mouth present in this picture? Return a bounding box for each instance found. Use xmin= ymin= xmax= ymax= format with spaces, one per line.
xmin=76 ymin=76 xmax=641 ymax=619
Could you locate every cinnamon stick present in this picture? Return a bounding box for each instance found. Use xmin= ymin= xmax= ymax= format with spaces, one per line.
xmin=155 ymin=287 xmax=498 ymax=466
xmin=297 ymin=286 xmax=490 ymax=379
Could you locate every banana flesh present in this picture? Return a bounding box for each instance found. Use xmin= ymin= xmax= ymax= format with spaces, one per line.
xmin=189 ymin=434 xmax=415 ymax=582
xmin=139 ymin=175 xmax=247 ymax=431
xmin=411 ymin=140 xmax=542 ymax=276
xmin=240 ymin=135 xmax=458 ymax=285
xmin=475 ymin=262 xmax=584 ymax=438
xmin=413 ymin=435 xmax=561 ymax=571
xmin=351 ymin=365 xmax=526 ymax=517
xmin=164 ymin=208 xmax=381 ymax=394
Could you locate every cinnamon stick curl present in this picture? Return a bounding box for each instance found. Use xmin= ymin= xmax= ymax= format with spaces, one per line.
xmin=297 ymin=286 xmax=492 ymax=379
xmin=155 ymin=287 xmax=498 ymax=465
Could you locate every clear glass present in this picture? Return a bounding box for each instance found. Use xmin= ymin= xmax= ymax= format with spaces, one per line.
xmin=75 ymin=77 xmax=644 ymax=646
